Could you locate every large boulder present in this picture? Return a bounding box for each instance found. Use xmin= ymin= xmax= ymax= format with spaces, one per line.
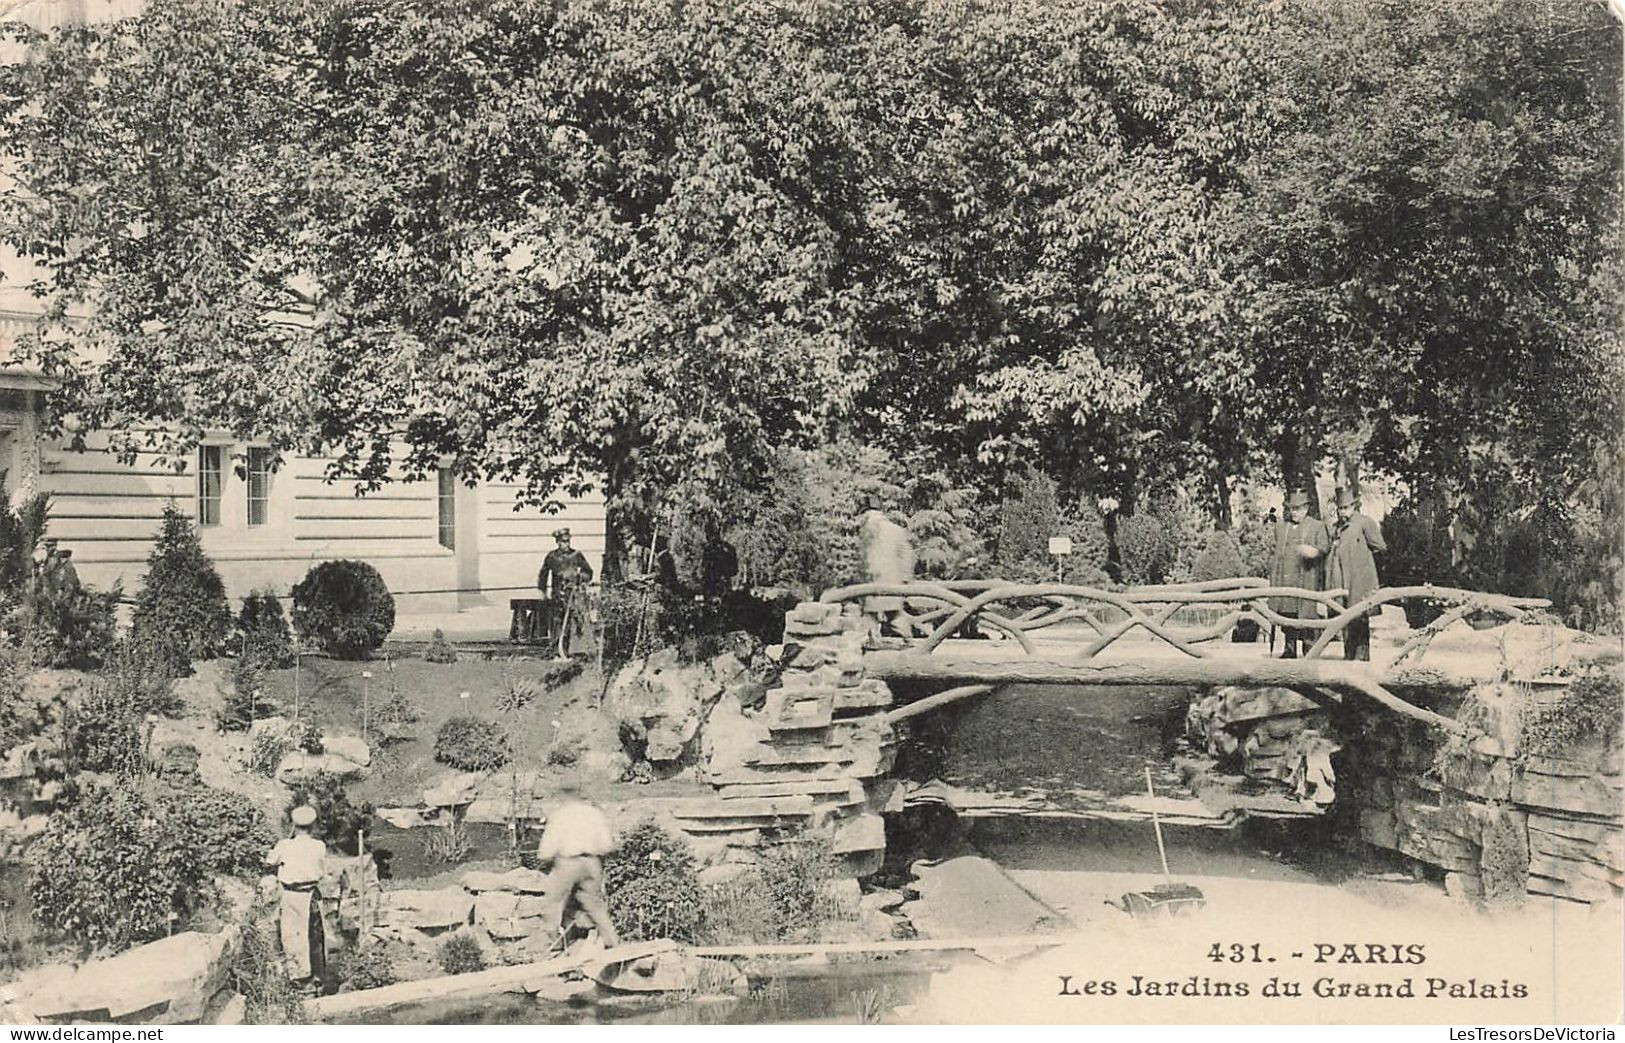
xmin=461 ymin=868 xmax=551 ymax=894
xmin=375 ymin=887 xmax=474 ymax=931
xmin=606 ymin=651 xmax=724 ymax=765
xmin=322 ymin=734 xmax=371 ymax=768
xmin=275 ymin=750 xmax=368 ymax=784
xmin=11 ymin=929 xmax=239 ymax=1025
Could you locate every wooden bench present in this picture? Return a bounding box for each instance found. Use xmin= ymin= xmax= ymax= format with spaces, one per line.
xmin=509 ymin=598 xmax=549 ymax=644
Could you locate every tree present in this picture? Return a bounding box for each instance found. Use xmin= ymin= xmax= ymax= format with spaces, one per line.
xmin=1231 ymin=1 xmax=1623 ymax=515
xmin=131 ymin=506 xmax=232 ymax=674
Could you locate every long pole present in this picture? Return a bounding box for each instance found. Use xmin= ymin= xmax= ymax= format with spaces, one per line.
xmin=1145 ymin=767 xmax=1171 ymax=879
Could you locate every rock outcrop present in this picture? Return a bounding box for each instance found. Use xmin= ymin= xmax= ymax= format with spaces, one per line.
xmin=8 ymin=929 xmax=240 ymax=1025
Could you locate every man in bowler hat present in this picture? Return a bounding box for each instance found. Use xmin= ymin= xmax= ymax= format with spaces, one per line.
xmin=1327 ymin=486 xmax=1387 ymax=661
xmin=1269 ymin=489 xmax=1332 ymax=658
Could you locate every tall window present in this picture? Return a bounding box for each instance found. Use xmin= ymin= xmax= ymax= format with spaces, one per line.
xmin=197 ymin=446 xmax=222 ymax=527
xmin=437 ymin=468 xmax=456 ymax=550
xmin=246 ymin=448 xmax=272 ymax=526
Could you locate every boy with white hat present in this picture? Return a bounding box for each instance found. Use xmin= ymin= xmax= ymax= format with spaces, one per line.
xmin=266 ymin=805 xmax=329 ymax=981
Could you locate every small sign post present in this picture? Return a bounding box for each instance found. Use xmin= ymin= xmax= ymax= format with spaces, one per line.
xmin=1048 ymin=535 xmax=1073 ymax=582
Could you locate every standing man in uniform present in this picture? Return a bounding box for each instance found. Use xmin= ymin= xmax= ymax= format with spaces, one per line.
xmin=1269 ymin=490 xmax=1332 ymax=659
xmin=535 ymin=779 xmax=619 ymax=952
xmin=265 ymin=805 xmax=329 ymax=982
xmin=1327 ymin=486 xmax=1387 ymax=661
xmin=539 ymin=528 xmax=594 ymax=657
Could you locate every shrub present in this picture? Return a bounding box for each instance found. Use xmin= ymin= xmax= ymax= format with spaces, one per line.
xmin=63 ymin=677 xmax=146 ymax=776
xmin=157 ymin=781 xmax=276 ymax=877
xmin=217 ymin=656 xmax=278 ymax=732
xmin=132 ymin=507 xmax=232 ymax=675
xmin=29 ymin=582 xmax=121 ymax=671
xmin=28 ymin=784 xmax=206 ymax=951
xmin=332 ymin=945 xmax=398 ymax=992
xmin=291 ymin=560 xmax=395 ymax=659
xmin=102 ymin=637 xmax=184 ymax=717
xmin=424 ymin=628 xmax=457 ymax=664
xmin=603 ymin=819 xmax=705 ymax=944
xmin=1191 ymin=530 xmax=1247 ymax=583
xmin=1520 ymin=671 xmax=1623 ymax=759
xmin=372 ymin=679 xmax=420 ymax=745
xmin=155 ymin=742 xmax=201 ymax=785
xmin=0 ymin=645 xmax=40 ymax=752
xmin=437 ymin=933 xmax=487 ymax=975
xmin=296 ymin=719 xmax=324 ymax=755
xmin=1116 ymin=512 xmax=1177 ymax=586
xmin=545 ymin=737 xmax=584 ymax=767
xmin=434 ymin=716 xmax=511 ymax=772
xmin=287 ymin=771 xmax=373 ymax=855
xmin=237 ymin=590 xmax=295 ymax=669
xmin=755 ymin=834 xmax=849 ymax=940
xmin=247 ymin=728 xmax=292 ymax=778
xmin=227 ymin=923 xmax=305 ymax=1024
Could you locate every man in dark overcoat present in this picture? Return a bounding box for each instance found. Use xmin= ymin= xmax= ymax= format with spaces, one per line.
xmin=539 ymin=528 xmax=595 ymax=656
xmin=1327 ymin=486 xmax=1387 ymax=661
xmin=1269 ymin=489 xmax=1332 ymax=659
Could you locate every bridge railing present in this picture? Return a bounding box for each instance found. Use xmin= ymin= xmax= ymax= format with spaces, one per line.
xmin=817 ymin=577 xmax=1550 ymax=663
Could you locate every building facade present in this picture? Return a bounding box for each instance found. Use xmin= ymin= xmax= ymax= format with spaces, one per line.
xmin=1 ymin=325 xmax=606 ymax=616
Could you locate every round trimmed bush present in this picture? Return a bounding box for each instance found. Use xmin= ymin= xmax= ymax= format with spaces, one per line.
xmin=434 ymin=715 xmax=511 ymax=772
xmin=291 ymin=560 xmax=395 ymax=659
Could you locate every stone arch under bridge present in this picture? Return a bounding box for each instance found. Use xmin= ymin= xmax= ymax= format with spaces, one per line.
xmin=680 ymin=578 xmax=1620 ymax=905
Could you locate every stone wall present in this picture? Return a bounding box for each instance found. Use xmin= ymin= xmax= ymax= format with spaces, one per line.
xmin=1347 ymin=680 xmax=1623 ymax=905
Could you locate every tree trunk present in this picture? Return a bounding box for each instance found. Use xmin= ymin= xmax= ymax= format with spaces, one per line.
xmin=1279 ymin=426 xmax=1323 ymax=518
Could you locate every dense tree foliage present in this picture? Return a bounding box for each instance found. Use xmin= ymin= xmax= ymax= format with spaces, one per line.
xmin=0 ymin=0 xmax=1617 ymax=625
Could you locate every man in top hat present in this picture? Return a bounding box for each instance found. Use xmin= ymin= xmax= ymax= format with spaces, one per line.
xmin=1268 ymin=489 xmax=1332 ymax=658
xmin=538 ymin=528 xmax=594 ymax=656
xmin=535 ymin=778 xmax=619 ymax=952
xmin=265 ymin=805 xmax=329 ymax=981
xmin=1327 ymin=486 xmax=1387 ymax=661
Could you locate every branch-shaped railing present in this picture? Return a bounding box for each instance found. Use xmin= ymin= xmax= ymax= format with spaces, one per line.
xmin=819 ymin=577 xmax=1550 ymax=665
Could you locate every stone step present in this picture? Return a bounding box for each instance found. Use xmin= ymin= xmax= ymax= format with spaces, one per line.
xmin=670 ymin=795 xmax=816 ymax=819
xmin=717 ymin=778 xmax=866 ymax=803
xmin=674 ymin=815 xmax=818 ymax=834
xmin=707 ymin=764 xmax=850 ymax=787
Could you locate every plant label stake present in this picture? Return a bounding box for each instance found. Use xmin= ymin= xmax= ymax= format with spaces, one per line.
xmin=361 ymin=670 xmax=372 ymax=744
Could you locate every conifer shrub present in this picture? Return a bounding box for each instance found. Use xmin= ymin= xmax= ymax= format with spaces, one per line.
xmin=434 ymin=715 xmax=511 ymax=772
xmin=132 ymin=506 xmax=232 ymax=675
xmin=237 ymin=589 xmax=295 ymax=668
xmin=291 ymin=560 xmax=395 ymax=660
xmin=29 ymin=582 xmax=121 ymax=671
xmin=1116 ymin=512 xmax=1177 ymax=586
xmin=424 ymin=628 xmax=457 ymax=664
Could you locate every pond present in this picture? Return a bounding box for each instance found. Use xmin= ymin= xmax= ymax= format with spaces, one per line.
xmin=347 ymin=962 xmax=939 ymax=1025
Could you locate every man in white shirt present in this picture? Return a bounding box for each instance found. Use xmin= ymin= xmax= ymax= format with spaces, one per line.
xmin=265 ymin=805 xmax=329 ymax=981
xmin=536 ymin=782 xmax=619 ymax=949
